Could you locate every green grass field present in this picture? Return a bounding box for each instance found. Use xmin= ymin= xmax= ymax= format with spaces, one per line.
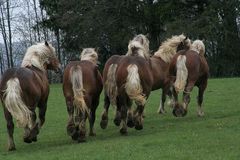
xmin=0 ymin=78 xmax=240 ymax=160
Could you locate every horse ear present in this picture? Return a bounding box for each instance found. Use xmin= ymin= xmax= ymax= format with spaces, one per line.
xmin=145 ymin=33 xmax=150 ymax=39
xmin=45 ymin=41 xmax=49 ymax=46
xmin=95 ymin=47 xmax=100 ymax=53
xmin=184 ymin=36 xmax=188 ymax=40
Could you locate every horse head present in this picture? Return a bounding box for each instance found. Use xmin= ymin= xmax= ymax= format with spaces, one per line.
xmin=126 ymin=34 xmax=150 ymax=59
xmin=21 ymin=41 xmax=61 ymax=73
xmin=80 ymin=48 xmax=99 ymax=65
xmin=191 ymin=40 xmax=205 ymax=56
xmin=176 ymin=35 xmax=191 ymax=52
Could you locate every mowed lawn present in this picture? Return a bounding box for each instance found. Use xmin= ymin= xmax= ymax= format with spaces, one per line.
xmin=0 ymin=78 xmax=240 ymax=160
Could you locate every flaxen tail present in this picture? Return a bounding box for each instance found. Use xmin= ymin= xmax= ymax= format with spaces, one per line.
xmin=174 ymin=55 xmax=188 ymax=92
xmin=70 ymin=66 xmax=89 ymax=122
xmin=105 ymin=64 xmax=118 ymax=106
xmin=125 ymin=64 xmax=146 ymax=106
xmin=3 ymin=78 xmax=33 ymax=128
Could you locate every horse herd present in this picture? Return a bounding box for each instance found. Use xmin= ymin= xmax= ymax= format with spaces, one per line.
xmin=0 ymin=34 xmax=209 ymax=151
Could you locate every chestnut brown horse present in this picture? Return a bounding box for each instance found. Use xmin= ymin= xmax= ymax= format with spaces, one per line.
xmin=0 ymin=42 xmax=61 ymax=151
xmin=151 ymin=34 xmax=191 ymax=114
xmin=169 ymin=40 xmax=209 ymax=117
xmin=100 ymin=34 xmax=150 ymax=130
xmin=63 ymin=48 xmax=102 ymax=142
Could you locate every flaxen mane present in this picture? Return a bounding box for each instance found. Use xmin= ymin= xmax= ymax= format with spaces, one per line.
xmin=80 ymin=48 xmax=98 ymax=65
xmin=126 ymin=34 xmax=150 ymax=59
xmin=21 ymin=42 xmax=56 ymax=71
xmin=154 ymin=34 xmax=191 ymax=63
xmin=191 ymin=40 xmax=205 ymax=56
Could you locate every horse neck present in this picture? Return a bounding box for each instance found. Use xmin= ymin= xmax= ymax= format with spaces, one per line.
xmin=150 ymin=56 xmax=169 ymax=90
xmin=27 ymin=66 xmax=48 ymax=79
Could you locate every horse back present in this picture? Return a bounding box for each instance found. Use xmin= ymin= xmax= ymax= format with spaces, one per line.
xmin=63 ymin=61 xmax=103 ymax=98
xmin=116 ymin=56 xmax=153 ymax=92
xmin=0 ymin=67 xmax=49 ymax=108
xmin=169 ymin=50 xmax=209 ymax=81
xmin=102 ymin=55 xmax=124 ymax=83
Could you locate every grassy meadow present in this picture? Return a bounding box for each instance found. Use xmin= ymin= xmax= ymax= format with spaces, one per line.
xmin=0 ymin=78 xmax=240 ymax=160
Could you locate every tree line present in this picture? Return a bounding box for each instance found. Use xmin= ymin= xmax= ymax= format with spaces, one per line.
xmin=1 ymin=0 xmax=240 ymax=78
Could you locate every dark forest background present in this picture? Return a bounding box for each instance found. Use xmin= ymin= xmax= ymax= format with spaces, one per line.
xmin=1 ymin=0 xmax=240 ymax=78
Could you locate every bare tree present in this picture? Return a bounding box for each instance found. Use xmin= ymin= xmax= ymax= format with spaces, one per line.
xmin=6 ymin=0 xmax=13 ymax=67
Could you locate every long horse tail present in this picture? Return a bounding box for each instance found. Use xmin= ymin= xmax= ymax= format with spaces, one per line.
xmin=105 ymin=64 xmax=118 ymax=106
xmin=125 ymin=64 xmax=146 ymax=106
xmin=70 ymin=65 xmax=89 ymax=121
xmin=3 ymin=78 xmax=33 ymax=128
xmin=174 ymin=55 xmax=188 ymax=92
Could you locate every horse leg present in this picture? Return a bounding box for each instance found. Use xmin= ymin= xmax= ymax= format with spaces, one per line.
xmin=66 ymin=99 xmax=78 ymax=140
xmin=197 ymin=80 xmax=207 ymax=117
xmin=181 ymin=83 xmax=195 ymax=116
xmin=126 ymin=98 xmax=134 ymax=128
xmin=3 ymin=107 xmax=16 ymax=151
xmin=38 ymin=99 xmax=47 ymax=128
xmin=158 ymin=89 xmax=167 ymax=114
xmin=24 ymin=111 xmax=38 ymax=143
xmin=134 ymin=104 xmax=144 ymax=130
xmin=89 ymin=96 xmax=97 ymax=136
xmin=113 ymin=96 xmax=121 ymax=126
xmin=100 ymin=93 xmax=110 ymax=129
xmin=78 ymin=112 xmax=87 ymax=142
xmin=120 ymin=105 xmax=128 ymax=135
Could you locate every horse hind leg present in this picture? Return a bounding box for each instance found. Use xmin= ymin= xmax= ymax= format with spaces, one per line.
xmin=3 ymin=107 xmax=16 ymax=151
xmin=66 ymin=99 xmax=78 ymax=140
xmin=113 ymin=96 xmax=121 ymax=127
xmin=181 ymin=82 xmax=195 ymax=116
xmin=100 ymin=93 xmax=110 ymax=129
xmin=126 ymin=98 xmax=134 ymax=128
xmin=23 ymin=111 xmax=38 ymax=143
xmin=120 ymin=105 xmax=128 ymax=135
xmin=158 ymin=89 xmax=167 ymax=114
xmin=197 ymin=80 xmax=207 ymax=117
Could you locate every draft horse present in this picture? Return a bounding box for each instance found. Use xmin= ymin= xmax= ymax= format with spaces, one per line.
xmin=63 ymin=48 xmax=103 ymax=142
xmin=0 ymin=42 xmax=61 ymax=151
xmin=100 ymin=34 xmax=150 ymax=130
xmin=151 ymin=34 xmax=191 ymax=114
xmin=169 ymin=40 xmax=209 ymax=117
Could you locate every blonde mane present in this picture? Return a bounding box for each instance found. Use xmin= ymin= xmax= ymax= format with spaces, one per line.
xmin=21 ymin=42 xmax=56 ymax=71
xmin=80 ymin=48 xmax=98 ymax=65
xmin=126 ymin=34 xmax=150 ymax=59
xmin=191 ymin=40 xmax=205 ymax=56
xmin=154 ymin=34 xmax=191 ymax=63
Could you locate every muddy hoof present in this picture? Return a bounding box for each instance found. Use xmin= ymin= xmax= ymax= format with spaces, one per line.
xmin=78 ymin=136 xmax=86 ymax=143
xmin=8 ymin=146 xmax=16 ymax=151
xmin=135 ymin=124 xmax=143 ymax=130
xmin=127 ymin=119 xmax=135 ymax=128
xmin=173 ymin=107 xmax=187 ymax=117
xmin=100 ymin=119 xmax=108 ymax=129
xmin=71 ymin=132 xmax=79 ymax=141
xmin=89 ymin=132 xmax=96 ymax=136
xmin=113 ymin=118 xmax=121 ymax=126
xmin=120 ymin=128 xmax=128 ymax=135
xmin=24 ymin=137 xmax=32 ymax=143
xmin=32 ymin=136 xmax=37 ymax=142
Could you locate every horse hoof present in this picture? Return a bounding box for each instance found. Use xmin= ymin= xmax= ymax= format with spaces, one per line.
xmin=71 ymin=132 xmax=79 ymax=141
xmin=89 ymin=132 xmax=96 ymax=136
xmin=127 ymin=120 xmax=135 ymax=128
xmin=158 ymin=109 xmax=166 ymax=114
xmin=78 ymin=136 xmax=86 ymax=143
xmin=23 ymin=137 xmax=32 ymax=143
xmin=8 ymin=146 xmax=16 ymax=151
xmin=113 ymin=118 xmax=121 ymax=126
xmin=100 ymin=119 xmax=108 ymax=129
xmin=197 ymin=111 xmax=205 ymax=117
xmin=120 ymin=128 xmax=128 ymax=135
xmin=32 ymin=136 xmax=37 ymax=142
xmin=135 ymin=124 xmax=143 ymax=130
xmin=173 ymin=107 xmax=187 ymax=117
